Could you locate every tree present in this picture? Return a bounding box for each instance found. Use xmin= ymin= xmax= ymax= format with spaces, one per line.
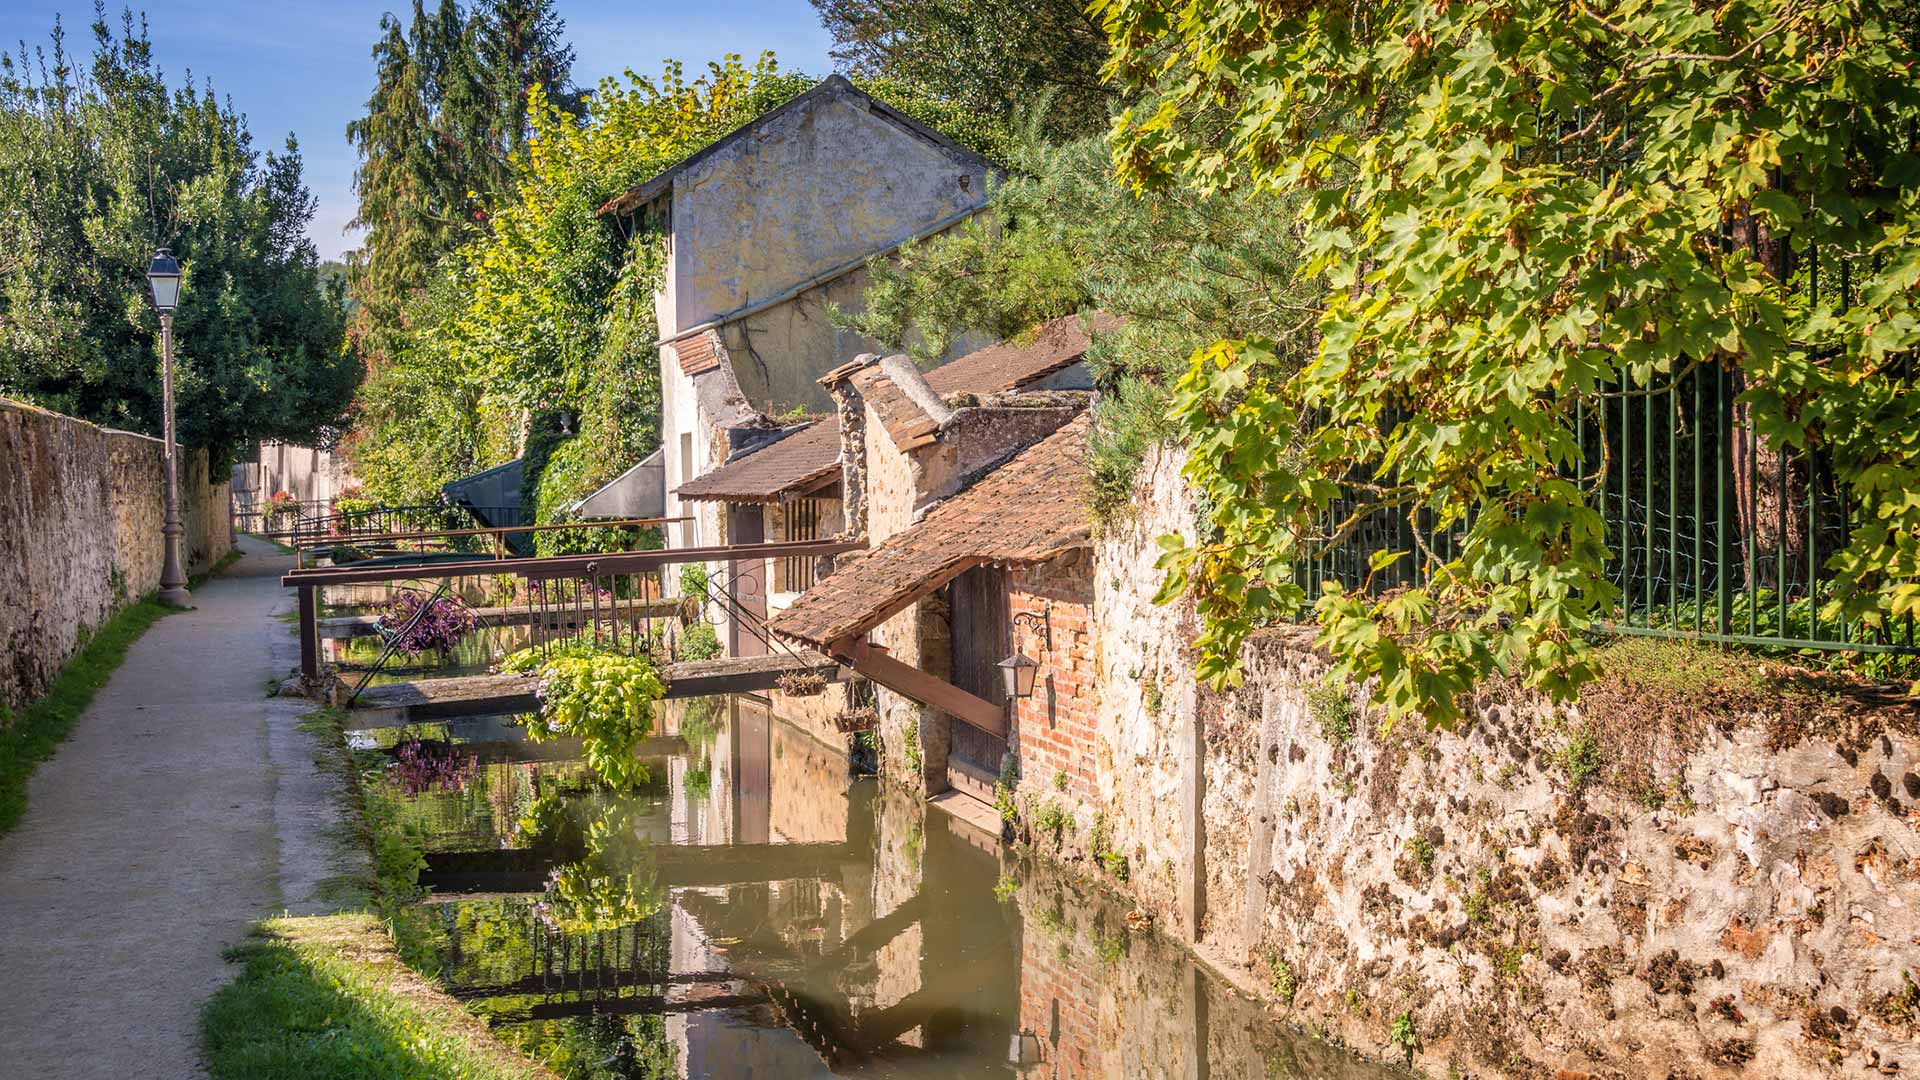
xmin=1095 ymin=0 xmax=1920 ymax=720
xmin=0 ymin=9 xmax=356 ymax=458
xmin=811 ymin=0 xmax=1114 ymax=139
xmin=839 ymin=132 xmax=1316 ymax=519
xmin=345 ymin=0 xmax=575 ymax=359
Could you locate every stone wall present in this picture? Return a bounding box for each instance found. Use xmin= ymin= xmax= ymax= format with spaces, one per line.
xmin=0 ymin=397 xmax=232 ymax=711
xmin=1062 ymin=439 xmax=1920 ymax=1078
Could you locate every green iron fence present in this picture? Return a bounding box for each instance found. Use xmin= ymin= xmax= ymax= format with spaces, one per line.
xmin=1299 ymin=245 xmax=1916 ymax=658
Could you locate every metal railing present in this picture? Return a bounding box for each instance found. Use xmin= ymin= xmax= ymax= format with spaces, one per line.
xmin=283 ymin=540 xmax=864 ymax=681
xmin=1302 ymin=345 xmax=1915 ymax=656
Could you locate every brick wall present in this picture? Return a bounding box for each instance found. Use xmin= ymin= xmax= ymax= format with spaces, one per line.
xmin=1016 ymin=904 xmax=1103 ymax=1076
xmin=1009 ymin=551 xmax=1097 ymax=803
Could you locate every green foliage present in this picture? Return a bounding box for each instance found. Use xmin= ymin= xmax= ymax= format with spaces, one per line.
xmin=1557 ymin=727 xmax=1605 ymax=790
xmin=201 ymin=914 xmax=549 ymax=1080
xmin=535 ymin=801 xmax=665 ymax=934
xmin=1308 ymin=677 xmax=1355 ymax=746
xmin=0 ymin=13 xmax=357 ymax=458
xmin=516 ymin=645 xmax=665 ymax=788
xmin=678 ymin=563 xmax=710 ymax=600
xmin=1107 ymin=0 xmax=1920 ymax=721
xmin=535 ymin=521 xmax=663 ymax=558
xmin=0 ymin=598 xmax=172 ymax=834
xmin=1408 ymin=835 xmax=1436 ymax=874
xmin=1036 ymin=800 xmax=1071 ymax=844
xmin=1092 ymin=925 xmax=1129 ymax=964
xmin=360 ymin=774 xmax=428 ymax=903
xmin=1389 ymin=1011 xmax=1421 ymax=1064
xmin=993 ymin=873 xmax=1018 ymax=903
xmin=674 ymin=622 xmax=721 ymax=663
xmin=345 ymin=0 xmax=576 ymax=360
xmin=811 ymin=0 xmax=1113 ymax=141
xmin=839 ymin=133 xmax=1313 ymax=519
xmin=1266 ymin=953 xmax=1298 ymax=1007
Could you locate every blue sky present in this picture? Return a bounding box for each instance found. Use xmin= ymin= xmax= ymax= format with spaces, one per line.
xmin=0 ymin=2 xmax=836 ymax=260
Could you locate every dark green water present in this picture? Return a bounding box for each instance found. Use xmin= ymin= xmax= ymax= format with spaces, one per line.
xmin=351 ymin=695 xmax=1407 ymax=1080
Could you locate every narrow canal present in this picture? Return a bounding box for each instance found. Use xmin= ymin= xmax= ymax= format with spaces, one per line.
xmin=321 ymin=581 xmax=1404 ymax=1078
xmin=341 ymin=693 xmax=1403 ymax=1079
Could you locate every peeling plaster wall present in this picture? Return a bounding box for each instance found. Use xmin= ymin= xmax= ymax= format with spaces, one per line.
xmin=1075 ymin=440 xmax=1920 ymax=1079
xmin=666 ymin=87 xmax=986 ymax=333
xmin=0 ymin=397 xmax=232 ymax=710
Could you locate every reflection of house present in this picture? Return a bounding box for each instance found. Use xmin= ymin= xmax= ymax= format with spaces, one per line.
xmin=765 ymin=315 xmax=1113 ymax=819
xmin=596 ymin=74 xmax=995 ymax=556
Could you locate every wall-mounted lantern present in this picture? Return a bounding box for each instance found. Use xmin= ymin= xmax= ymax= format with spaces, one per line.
xmin=999 ymin=608 xmax=1051 ymax=699
xmin=997 ymin=651 xmax=1039 ymax=699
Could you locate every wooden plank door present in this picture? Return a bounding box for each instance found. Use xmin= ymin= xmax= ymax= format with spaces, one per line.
xmin=947 ymin=565 xmax=1009 ymax=794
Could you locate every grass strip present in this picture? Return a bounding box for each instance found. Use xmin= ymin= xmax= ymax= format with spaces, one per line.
xmin=0 ymin=598 xmax=174 ymax=834
xmin=201 ymin=914 xmax=555 ymax=1080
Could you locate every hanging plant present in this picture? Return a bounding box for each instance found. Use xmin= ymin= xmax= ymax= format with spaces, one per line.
xmin=376 ymin=592 xmax=478 ymax=656
xmin=503 ymin=644 xmax=666 ymax=788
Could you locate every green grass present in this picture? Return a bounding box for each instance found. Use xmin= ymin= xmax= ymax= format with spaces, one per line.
xmin=0 ymin=598 xmax=175 ymax=834
xmin=201 ymin=914 xmax=552 ymax=1080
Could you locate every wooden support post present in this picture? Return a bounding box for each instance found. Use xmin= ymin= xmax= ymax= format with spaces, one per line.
xmin=298 ymin=584 xmax=319 ymax=680
xmin=840 ymin=640 xmax=1005 ymax=738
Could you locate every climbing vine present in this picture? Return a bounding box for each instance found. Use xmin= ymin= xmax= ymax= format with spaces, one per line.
xmin=1099 ymin=0 xmax=1920 ymax=722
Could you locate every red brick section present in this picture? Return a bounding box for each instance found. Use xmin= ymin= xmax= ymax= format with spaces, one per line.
xmin=673 ymin=418 xmax=841 ymax=503
xmin=768 ymin=413 xmax=1092 ymax=649
xmin=1008 ymin=556 xmax=1098 ymax=802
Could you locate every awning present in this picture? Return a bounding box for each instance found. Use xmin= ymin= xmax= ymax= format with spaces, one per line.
xmin=673 ymin=419 xmax=841 ymax=504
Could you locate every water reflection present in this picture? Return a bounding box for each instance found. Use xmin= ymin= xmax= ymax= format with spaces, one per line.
xmin=362 ymin=697 xmax=1402 ymax=1080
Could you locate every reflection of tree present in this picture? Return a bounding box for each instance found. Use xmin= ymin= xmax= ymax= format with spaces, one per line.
xmin=512 ymin=1014 xmax=677 ymax=1080
xmin=531 ymin=800 xmax=666 ymax=934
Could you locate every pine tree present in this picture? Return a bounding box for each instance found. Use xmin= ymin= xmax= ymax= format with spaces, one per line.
xmin=344 ymin=0 xmax=574 ymax=360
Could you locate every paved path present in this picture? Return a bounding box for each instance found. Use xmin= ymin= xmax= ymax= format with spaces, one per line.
xmin=0 ymin=535 xmax=351 ymax=1078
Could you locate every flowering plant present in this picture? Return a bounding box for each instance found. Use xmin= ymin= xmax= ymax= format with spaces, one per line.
xmin=376 ymin=592 xmax=478 ymax=656
xmin=387 ymin=738 xmax=478 ymax=795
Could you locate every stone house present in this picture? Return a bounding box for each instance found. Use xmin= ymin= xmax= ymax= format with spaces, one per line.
xmin=595 ymin=74 xmax=995 ymax=556
xmin=763 ymin=315 xmax=1112 ymax=824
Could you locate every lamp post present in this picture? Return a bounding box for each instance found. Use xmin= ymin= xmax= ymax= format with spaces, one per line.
xmin=148 ymin=248 xmax=191 ymax=608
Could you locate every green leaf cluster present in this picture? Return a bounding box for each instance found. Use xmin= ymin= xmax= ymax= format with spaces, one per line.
xmin=518 ymin=645 xmax=664 ymax=789
xmin=0 ymin=13 xmax=357 ymax=458
xmin=1101 ymin=0 xmax=1920 ymax=721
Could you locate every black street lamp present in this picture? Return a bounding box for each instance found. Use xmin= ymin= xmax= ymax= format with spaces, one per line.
xmin=148 ymin=248 xmax=191 ymax=608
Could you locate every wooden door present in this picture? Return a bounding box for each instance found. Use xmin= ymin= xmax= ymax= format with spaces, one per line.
xmin=727 ymin=504 xmax=768 ymax=657
xmin=947 ymin=565 xmax=1009 ymax=789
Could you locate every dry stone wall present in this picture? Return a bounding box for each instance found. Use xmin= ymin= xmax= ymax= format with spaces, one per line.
xmin=0 ymin=396 xmax=231 ymax=711
xmin=1066 ymin=439 xmax=1920 ymax=1079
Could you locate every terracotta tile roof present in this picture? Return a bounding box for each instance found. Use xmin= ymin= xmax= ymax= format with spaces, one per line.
xmin=818 ymin=313 xmax=1112 ymax=453
xmin=768 ymin=413 xmax=1091 ymax=648
xmin=923 ymin=312 xmax=1118 ymax=395
xmin=674 ymin=419 xmax=841 ymax=503
xmin=672 ymin=330 xmax=726 ymax=376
